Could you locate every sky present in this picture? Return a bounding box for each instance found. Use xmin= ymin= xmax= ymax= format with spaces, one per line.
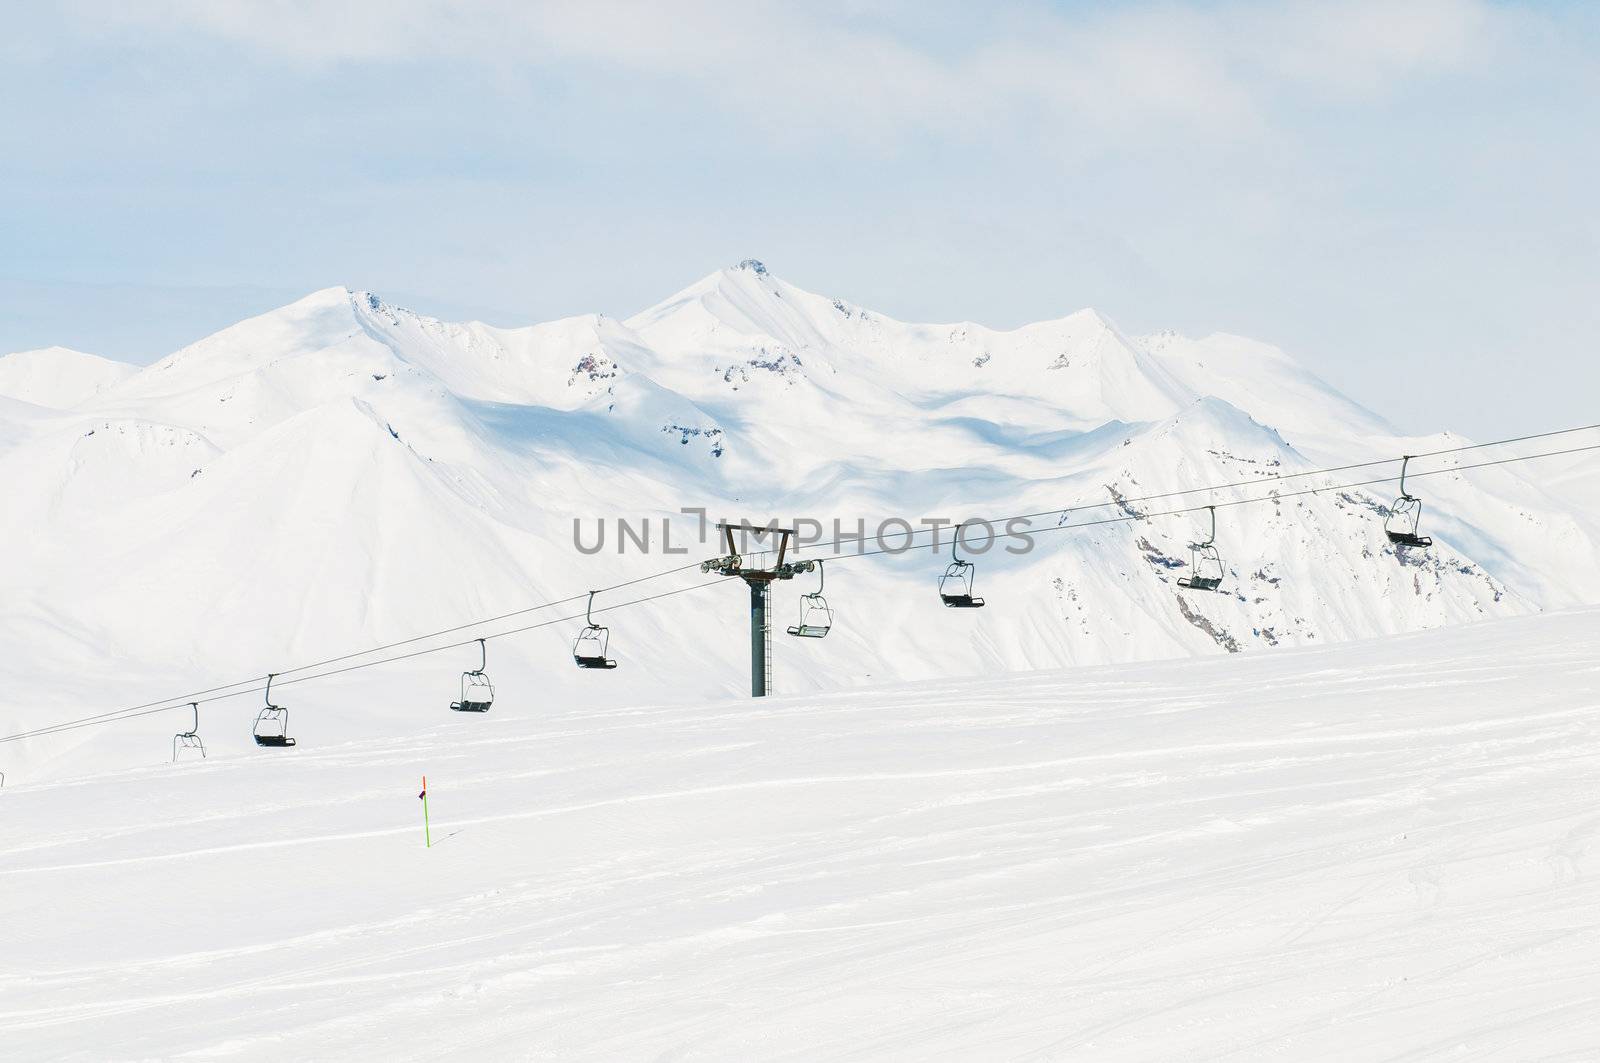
xmin=3 ymin=0 xmax=1597 ymax=437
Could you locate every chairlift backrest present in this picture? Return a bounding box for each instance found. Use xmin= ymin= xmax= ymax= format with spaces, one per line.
xmin=575 ymin=625 xmax=609 ymax=658
xmin=1189 ymin=542 xmax=1225 ymax=579
xmin=940 ymin=560 xmax=976 ymax=596
xmin=1389 ymin=493 xmax=1421 ymax=524
xmin=799 ymin=592 xmax=832 ymax=624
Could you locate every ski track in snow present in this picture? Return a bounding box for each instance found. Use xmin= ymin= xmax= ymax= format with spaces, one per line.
xmin=2 ymin=610 xmax=1598 ymax=1060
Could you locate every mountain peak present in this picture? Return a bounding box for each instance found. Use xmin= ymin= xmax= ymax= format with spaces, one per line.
xmin=0 ymin=345 xmax=139 ymax=409
xmin=288 ymin=285 xmax=359 ymax=307
xmin=625 ymin=258 xmax=799 ymax=336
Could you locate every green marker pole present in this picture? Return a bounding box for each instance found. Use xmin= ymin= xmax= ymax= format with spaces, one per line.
xmin=420 ymin=774 xmax=431 ymax=848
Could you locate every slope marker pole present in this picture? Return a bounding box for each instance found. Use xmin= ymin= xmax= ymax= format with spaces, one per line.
xmin=420 ymin=774 xmax=431 ymax=848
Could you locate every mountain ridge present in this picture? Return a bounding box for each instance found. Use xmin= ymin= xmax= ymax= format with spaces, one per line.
xmin=2 ymin=262 xmax=1596 ymax=776
xmin=0 ymin=345 xmax=138 ymax=409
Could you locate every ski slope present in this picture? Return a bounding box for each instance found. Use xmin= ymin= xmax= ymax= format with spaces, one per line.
xmin=4 ymin=608 xmax=1597 ymax=1060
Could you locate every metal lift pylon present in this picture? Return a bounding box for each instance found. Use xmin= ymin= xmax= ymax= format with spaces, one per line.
xmin=702 ymin=522 xmax=814 ymax=698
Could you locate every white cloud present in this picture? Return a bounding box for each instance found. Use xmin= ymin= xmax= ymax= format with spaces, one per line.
xmin=1252 ymin=0 xmax=1495 ymax=97
xmin=60 ymin=0 xmax=1504 ymax=142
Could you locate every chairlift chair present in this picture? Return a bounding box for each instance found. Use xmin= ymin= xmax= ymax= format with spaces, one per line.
xmin=1384 ymin=455 xmax=1434 ymax=549
xmin=574 ymin=591 xmax=618 ymax=669
xmin=173 ymin=702 xmax=206 ymax=762
xmin=252 ymin=673 xmax=297 ymax=748
xmin=787 ymin=560 xmax=834 ymax=638
xmin=450 ymin=638 xmax=495 ymax=712
xmin=1177 ymin=506 xmax=1226 ymax=592
xmin=939 ymin=523 xmax=987 ymax=608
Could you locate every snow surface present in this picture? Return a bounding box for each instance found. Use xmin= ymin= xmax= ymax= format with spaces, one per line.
xmin=3 ymin=264 xmax=1599 ymax=781
xmin=3 ymin=609 xmax=1598 ymax=1059
xmin=4 ymin=264 xmax=1599 ymax=1057
xmin=0 ymin=346 xmax=136 ymax=410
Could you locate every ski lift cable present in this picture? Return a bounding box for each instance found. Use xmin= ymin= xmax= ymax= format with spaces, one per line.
xmin=777 ymin=420 xmax=1600 ymax=561
xmin=3 ymin=559 xmax=714 ymax=740
xmin=808 ymin=439 xmax=1600 ymax=563
xmin=1011 ymin=420 xmax=1600 ymax=527
xmin=6 ymin=438 xmax=1599 ymax=748
xmin=1089 ymin=419 xmax=1600 ymax=515
xmin=617 ymin=424 xmax=1600 ymax=573
xmin=249 ymin=559 xmax=711 ymax=682
xmin=0 ymin=579 xmax=727 ymax=746
xmin=1408 ymin=421 xmax=1600 ymax=458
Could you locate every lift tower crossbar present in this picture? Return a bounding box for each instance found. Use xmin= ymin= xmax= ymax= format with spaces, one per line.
xmin=702 ymin=522 xmax=813 ymax=698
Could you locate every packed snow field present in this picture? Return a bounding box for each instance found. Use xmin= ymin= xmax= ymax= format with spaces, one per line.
xmin=4 ymin=609 xmax=1598 ymax=1060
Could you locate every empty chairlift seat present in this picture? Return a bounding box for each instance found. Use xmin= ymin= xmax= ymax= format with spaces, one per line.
xmin=1177 ymin=505 xmax=1227 ymax=593
xmin=938 ymin=523 xmax=987 ymax=608
xmin=574 ymin=591 xmax=618 ymax=669
xmin=786 ymin=560 xmax=834 ymax=638
xmin=1384 ymin=456 xmax=1434 ymax=549
xmin=253 ymin=674 xmax=297 ymax=748
xmin=450 ymin=638 xmax=495 ymax=712
xmin=172 ymin=702 xmax=206 ymax=762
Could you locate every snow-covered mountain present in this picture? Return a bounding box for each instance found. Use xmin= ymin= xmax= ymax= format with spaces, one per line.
xmin=0 ymin=346 xmax=137 ymax=409
xmin=3 ymin=261 xmax=1598 ymax=774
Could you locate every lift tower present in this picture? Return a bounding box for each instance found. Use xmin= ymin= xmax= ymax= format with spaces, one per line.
xmin=702 ymin=522 xmax=813 ymax=697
